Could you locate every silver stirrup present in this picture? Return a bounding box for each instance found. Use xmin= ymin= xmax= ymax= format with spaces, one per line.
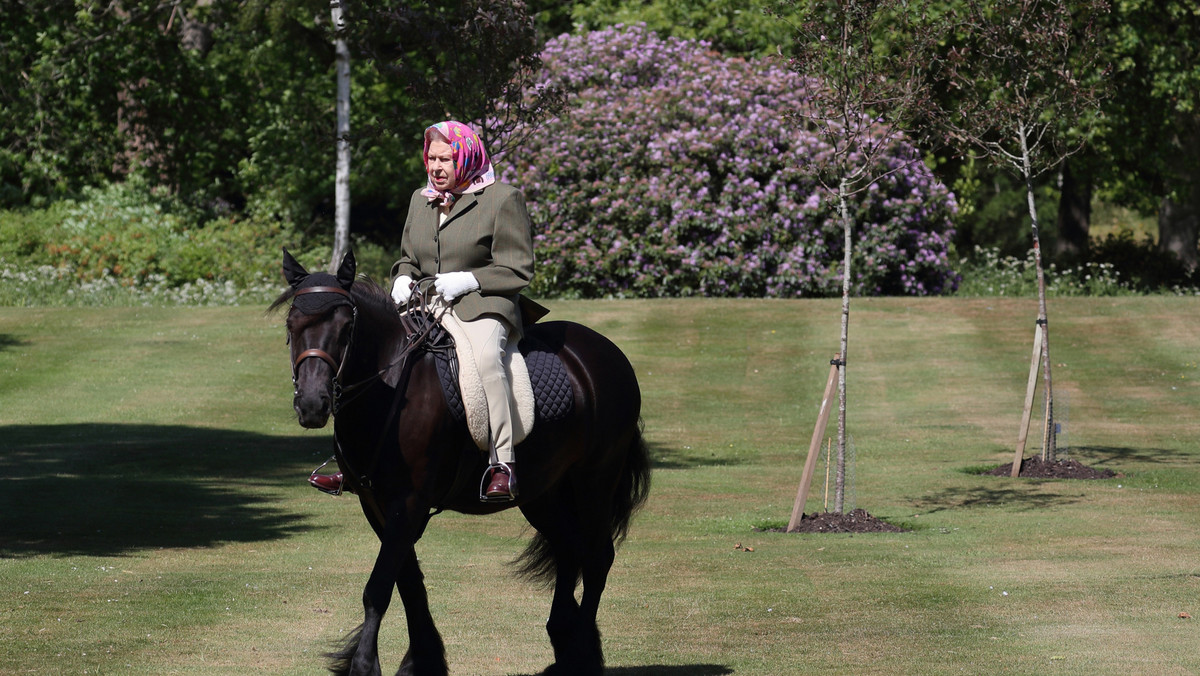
xmin=479 ymin=462 xmax=517 ymax=503
xmin=308 ymin=455 xmax=343 ymax=496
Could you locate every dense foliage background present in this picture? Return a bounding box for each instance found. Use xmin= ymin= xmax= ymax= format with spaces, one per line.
xmin=1 ymin=0 xmax=1197 ymax=304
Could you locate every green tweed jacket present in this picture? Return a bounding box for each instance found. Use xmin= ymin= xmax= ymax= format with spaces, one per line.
xmin=391 ymin=182 xmax=537 ymax=330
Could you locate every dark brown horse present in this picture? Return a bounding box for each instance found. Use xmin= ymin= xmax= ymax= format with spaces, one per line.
xmin=272 ymin=250 xmax=650 ymax=676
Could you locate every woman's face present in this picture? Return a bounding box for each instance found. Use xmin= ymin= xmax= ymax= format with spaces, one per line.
xmin=426 ymin=139 xmax=455 ymax=191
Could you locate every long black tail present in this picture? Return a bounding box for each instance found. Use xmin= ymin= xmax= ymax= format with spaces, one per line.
xmin=515 ymin=420 xmax=652 ymax=584
xmin=611 ymin=419 xmax=652 ymax=545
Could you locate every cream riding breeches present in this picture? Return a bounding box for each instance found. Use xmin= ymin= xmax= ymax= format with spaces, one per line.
xmin=452 ymin=312 xmax=516 ymax=464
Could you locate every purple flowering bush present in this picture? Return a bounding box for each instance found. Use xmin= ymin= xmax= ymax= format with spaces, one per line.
xmin=496 ymin=24 xmax=958 ymax=298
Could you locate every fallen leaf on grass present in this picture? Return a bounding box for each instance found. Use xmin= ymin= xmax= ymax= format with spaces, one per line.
xmin=1180 ymin=612 xmax=1191 ymax=619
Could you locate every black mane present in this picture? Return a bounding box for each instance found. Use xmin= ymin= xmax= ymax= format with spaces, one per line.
xmin=348 ymin=277 xmax=405 ymax=337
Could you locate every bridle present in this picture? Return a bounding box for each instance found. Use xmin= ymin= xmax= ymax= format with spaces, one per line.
xmin=289 ymin=285 xmax=357 ymax=394
xmin=288 ymin=282 xmax=452 ymax=412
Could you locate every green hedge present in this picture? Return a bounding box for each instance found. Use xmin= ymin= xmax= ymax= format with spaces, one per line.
xmin=0 ymin=180 xmax=392 ymax=306
xmin=3 ymin=180 xmax=1195 ymax=307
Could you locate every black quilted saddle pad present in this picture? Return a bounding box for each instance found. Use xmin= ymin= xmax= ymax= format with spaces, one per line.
xmin=432 ymin=335 xmax=574 ymax=426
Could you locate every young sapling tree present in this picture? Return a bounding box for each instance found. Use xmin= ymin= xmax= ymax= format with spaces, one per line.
xmin=927 ymin=0 xmax=1109 ymax=464
xmin=781 ymin=0 xmax=938 ymax=513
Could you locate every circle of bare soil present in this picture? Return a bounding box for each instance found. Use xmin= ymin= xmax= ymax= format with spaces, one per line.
xmin=767 ymin=508 xmax=908 ymax=534
xmin=983 ymin=456 xmax=1117 ymax=479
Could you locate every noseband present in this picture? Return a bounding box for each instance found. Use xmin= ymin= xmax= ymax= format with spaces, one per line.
xmin=290 ymin=285 xmax=357 ymax=386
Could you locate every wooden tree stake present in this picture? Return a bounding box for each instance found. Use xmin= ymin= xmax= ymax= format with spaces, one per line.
xmin=824 ymin=438 xmax=831 ymax=512
xmin=1012 ymin=322 xmax=1044 ymax=477
xmin=788 ymin=355 xmax=841 ymax=531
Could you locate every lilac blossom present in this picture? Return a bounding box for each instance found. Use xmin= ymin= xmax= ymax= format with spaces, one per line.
xmin=495 ymin=25 xmax=958 ymax=298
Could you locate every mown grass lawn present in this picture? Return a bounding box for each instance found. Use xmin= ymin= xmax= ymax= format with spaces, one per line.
xmin=1 ymin=297 xmax=1197 ymax=675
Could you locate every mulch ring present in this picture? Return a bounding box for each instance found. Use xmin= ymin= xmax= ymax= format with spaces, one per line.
xmin=983 ymin=456 xmax=1118 ymax=479
xmin=767 ymin=508 xmax=908 ymax=534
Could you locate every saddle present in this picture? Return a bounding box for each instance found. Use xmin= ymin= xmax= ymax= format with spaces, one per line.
xmin=430 ymin=311 xmax=574 ymax=451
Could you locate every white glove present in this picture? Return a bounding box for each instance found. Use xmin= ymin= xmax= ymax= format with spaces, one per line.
xmin=434 ymin=271 xmax=480 ymax=301
xmin=391 ymin=275 xmax=414 ymax=304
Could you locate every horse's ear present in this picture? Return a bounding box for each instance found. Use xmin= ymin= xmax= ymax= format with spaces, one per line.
xmin=335 ymin=249 xmax=356 ymax=290
xmin=282 ymin=248 xmax=308 ymax=288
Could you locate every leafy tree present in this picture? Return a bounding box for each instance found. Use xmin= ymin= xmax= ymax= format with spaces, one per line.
xmin=0 ymin=0 xmax=345 ymax=217
xmin=1 ymin=1 xmax=191 ymax=204
xmin=917 ymin=0 xmax=1199 ymax=275
xmin=0 ymin=0 xmax=556 ymax=254
xmin=1093 ymin=0 xmax=1200 ymax=271
xmin=342 ymin=0 xmax=564 ymax=164
xmin=525 ymin=0 xmax=583 ymax=41
xmin=570 ymin=0 xmax=796 ymax=55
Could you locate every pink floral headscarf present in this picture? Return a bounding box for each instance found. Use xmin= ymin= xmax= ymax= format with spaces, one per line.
xmin=420 ymin=121 xmax=496 ymax=206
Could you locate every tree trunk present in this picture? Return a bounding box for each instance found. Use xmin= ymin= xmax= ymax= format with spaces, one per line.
xmin=834 ymin=177 xmax=852 ymax=515
xmin=1054 ymin=159 xmax=1091 ymax=259
xmin=1159 ymin=196 xmax=1199 ymax=272
xmin=330 ymin=0 xmax=352 ymax=272
xmin=1020 ymin=122 xmax=1056 ymax=462
xmin=1158 ymin=120 xmax=1200 ymax=272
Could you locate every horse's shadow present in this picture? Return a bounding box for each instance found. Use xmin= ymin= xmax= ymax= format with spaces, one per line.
xmin=513 ymin=666 xmax=733 ymax=676
xmin=599 ymin=667 xmax=733 ymax=676
xmin=0 ymin=423 xmax=329 ymax=558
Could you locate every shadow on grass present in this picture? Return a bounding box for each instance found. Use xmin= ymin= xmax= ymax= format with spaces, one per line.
xmin=515 ymin=666 xmax=734 ymax=676
xmin=1069 ymin=445 xmax=1192 ymax=465
xmin=0 ymin=423 xmax=330 ymax=558
xmin=604 ymin=667 xmax=734 ymax=672
xmin=649 ymin=441 xmax=748 ymax=470
xmin=913 ymin=485 xmax=1086 ymax=514
xmin=0 ymin=333 xmax=27 ymax=351
xmin=601 ymin=667 xmax=733 ymax=676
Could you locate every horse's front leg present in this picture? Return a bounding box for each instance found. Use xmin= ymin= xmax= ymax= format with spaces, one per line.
xmin=336 ymin=496 xmax=436 ymax=676
xmin=345 ymin=499 xmax=447 ymax=676
xmin=394 ymin=553 xmax=447 ymax=676
xmin=344 ymin=516 xmax=409 ymax=676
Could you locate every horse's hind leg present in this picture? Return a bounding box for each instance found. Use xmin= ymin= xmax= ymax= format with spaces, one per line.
xmin=571 ymin=529 xmax=614 ymax=674
xmin=546 ymin=550 xmax=586 ymax=669
xmin=522 ymin=496 xmax=612 ymax=676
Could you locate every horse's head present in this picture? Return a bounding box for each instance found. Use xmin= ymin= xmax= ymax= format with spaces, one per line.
xmin=278 ymin=249 xmax=357 ymax=429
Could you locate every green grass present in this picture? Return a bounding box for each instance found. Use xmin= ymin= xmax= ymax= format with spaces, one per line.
xmin=2 ymin=298 xmax=1198 ymax=675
